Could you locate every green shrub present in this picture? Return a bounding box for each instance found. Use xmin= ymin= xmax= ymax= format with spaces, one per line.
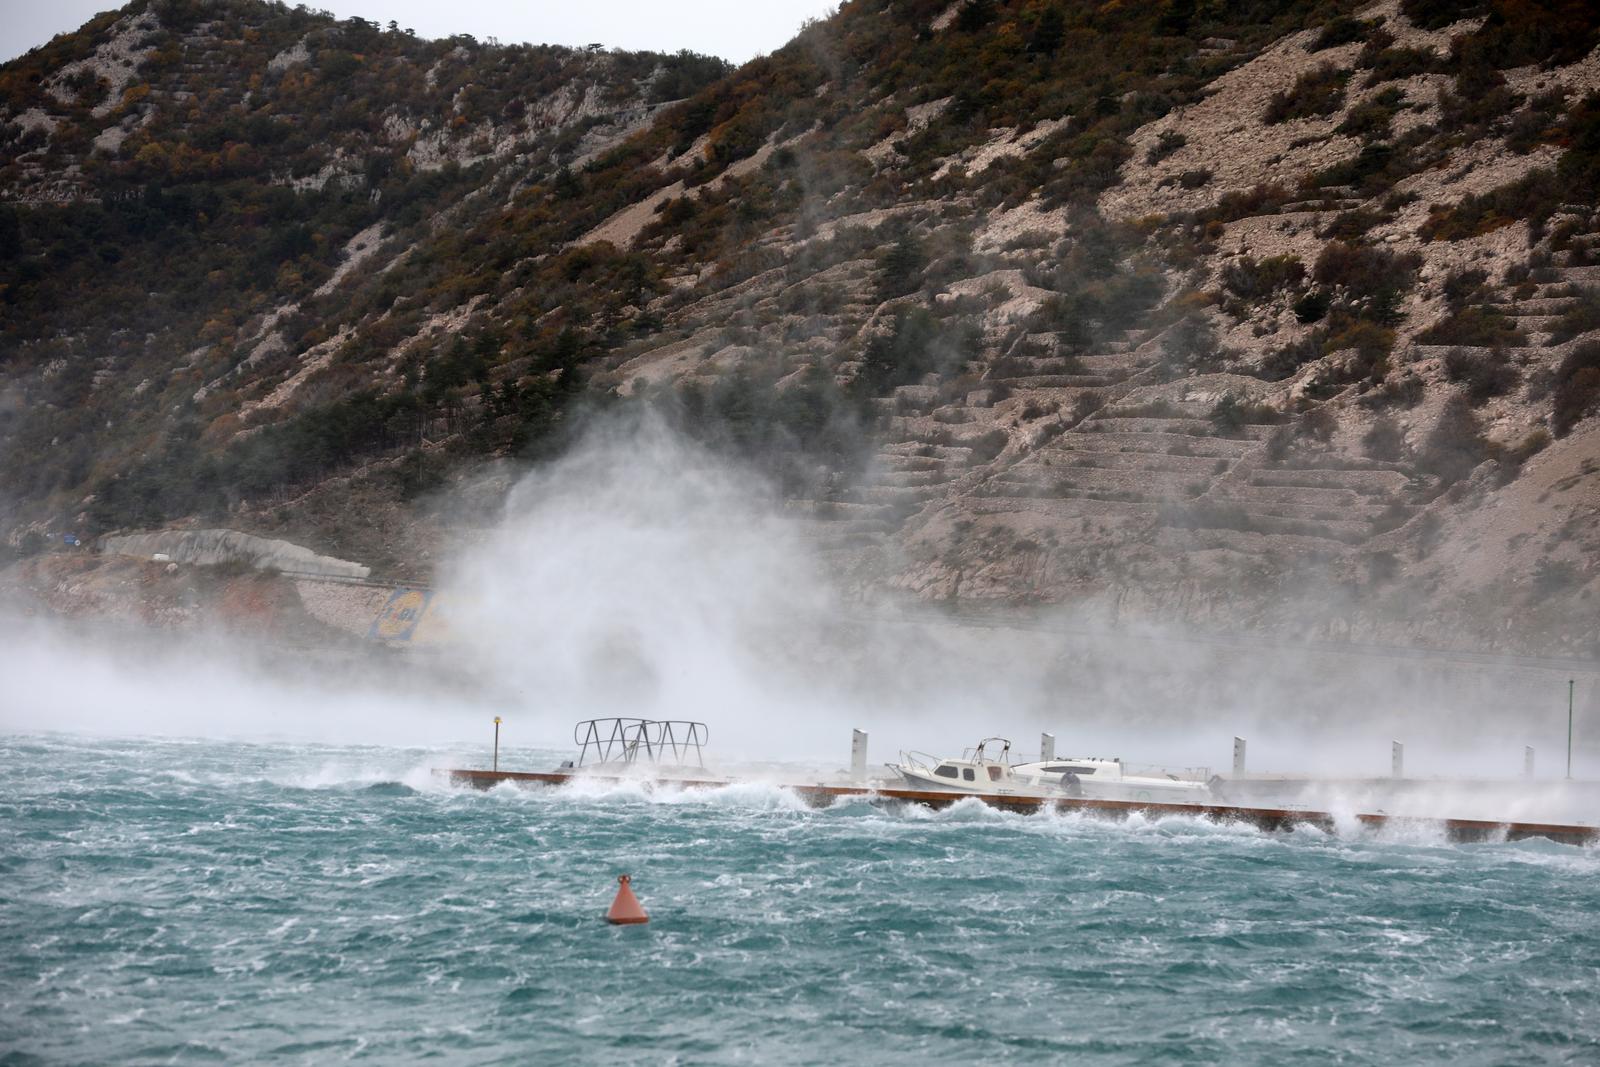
xmin=1507 ymin=87 xmax=1570 ymax=153
xmin=1335 ymin=87 xmax=1406 ymax=139
xmin=1552 ymin=340 xmax=1600 ymax=436
xmin=1450 ymin=0 xmax=1600 ymax=68
xmin=1025 ymin=7 xmax=1066 ymax=54
xmin=1310 ymin=16 xmax=1379 ymax=52
xmin=1195 ymin=184 xmax=1294 ymax=226
xmin=662 ymin=361 xmax=866 ymax=494
xmin=1421 ymin=393 xmax=1489 ymax=483
xmin=1400 ymin=0 xmax=1482 ymax=31
xmin=1361 ymin=370 xmax=1426 ymax=409
xmin=1417 ymin=307 xmax=1527 ymax=348
xmin=1145 ymin=130 xmax=1186 ymax=164
xmin=969 ymin=428 xmax=1009 ymax=463
xmin=648 ymin=51 xmax=733 ymax=105
xmin=1108 ymin=399 xmax=1178 ymax=420
xmin=1547 ymin=287 xmax=1600 ymax=346
xmin=1220 ymin=254 xmax=1305 ymax=305
xmin=1040 ymin=133 xmax=1131 ymax=207
xmin=1306 ymin=140 xmax=1415 ymax=196
xmin=1318 ymin=208 xmax=1389 ymax=240
xmin=875 ymin=225 xmax=927 ymax=303
xmin=1437 ymin=68 xmax=1522 ymax=131
xmin=1027 ymin=254 xmax=1163 ymax=350
xmin=1175 ymin=168 xmax=1212 ymax=189
xmin=1442 ymin=347 xmax=1521 ymax=402
xmin=1532 ymin=558 xmax=1579 ymax=596
xmin=854 ymin=305 xmax=978 ymax=396
xmin=1313 ymin=241 xmax=1421 ymax=316
xmin=1210 ymin=392 xmax=1281 ymax=436
xmin=1160 ymin=313 xmax=1225 ymax=373
xmin=1264 ymin=424 xmax=1295 ymax=462
xmin=1263 ymin=65 xmax=1350 ymax=124
xmin=1299 ymin=405 xmax=1337 ymax=442
xmin=1261 ymin=332 xmax=1325 ymax=380
xmin=1442 ymin=268 xmax=1489 ymax=309
xmin=1501 ymin=427 xmax=1551 ymax=474
xmin=394 ymin=449 xmax=446 ymax=501
xmin=1363 ymin=416 xmax=1405 ymax=459
xmin=1323 ymin=314 xmax=1396 ymax=375
xmin=1419 ymin=168 xmax=1563 ymax=240
xmin=1555 ymin=92 xmax=1600 ymax=201
xmin=1427 ymin=91 xmax=1600 ymax=239
xmin=1072 ymin=391 xmax=1104 ymax=422
xmin=1359 ymin=45 xmax=1439 ymax=87
xmin=1293 ymin=289 xmax=1331 ymax=323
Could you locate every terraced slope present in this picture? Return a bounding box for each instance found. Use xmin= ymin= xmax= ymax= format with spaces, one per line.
xmin=4 ymin=0 xmax=1600 ymax=654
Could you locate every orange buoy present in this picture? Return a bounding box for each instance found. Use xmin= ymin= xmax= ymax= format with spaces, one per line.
xmin=605 ymin=874 xmax=649 ymax=925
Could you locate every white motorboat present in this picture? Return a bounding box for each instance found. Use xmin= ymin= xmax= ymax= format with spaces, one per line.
xmin=890 ymin=738 xmax=1041 ymax=795
xmin=890 ymin=737 xmax=1211 ymax=804
xmin=1010 ymin=757 xmax=1211 ymax=803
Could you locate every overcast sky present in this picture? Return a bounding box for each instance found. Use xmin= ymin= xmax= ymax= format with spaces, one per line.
xmin=0 ymin=0 xmax=840 ymax=65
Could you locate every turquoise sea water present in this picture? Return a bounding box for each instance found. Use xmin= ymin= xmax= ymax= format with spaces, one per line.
xmin=3 ymin=734 xmax=1599 ymax=1065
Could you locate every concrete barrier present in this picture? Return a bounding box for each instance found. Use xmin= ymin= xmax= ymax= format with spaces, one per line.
xmin=101 ymin=529 xmax=370 ymax=580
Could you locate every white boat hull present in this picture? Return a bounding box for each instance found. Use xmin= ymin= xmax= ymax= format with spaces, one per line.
xmin=890 ymin=742 xmax=1211 ymax=805
xmin=1076 ymin=778 xmax=1210 ymax=804
xmin=892 ymin=765 xmax=1002 ymax=794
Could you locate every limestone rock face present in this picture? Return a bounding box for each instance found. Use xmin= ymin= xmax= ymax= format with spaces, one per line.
xmin=4 ymin=0 xmax=1600 ymax=656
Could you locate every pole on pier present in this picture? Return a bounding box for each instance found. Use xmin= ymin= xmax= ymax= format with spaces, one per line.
xmin=1525 ymin=746 xmax=1535 ymax=779
xmin=1391 ymin=740 xmax=1404 ymax=779
xmin=1232 ymin=736 xmax=1247 ymax=775
xmin=1568 ymin=679 xmax=1576 ymax=780
xmin=851 ymin=729 xmax=868 ymax=781
xmin=493 ymin=715 xmax=502 ymax=772
xmin=1041 ymin=732 xmax=1056 ymax=764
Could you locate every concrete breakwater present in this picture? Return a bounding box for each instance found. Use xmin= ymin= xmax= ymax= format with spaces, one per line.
xmin=94 ymin=529 xmax=447 ymax=645
xmin=102 ymin=529 xmax=371 ymax=580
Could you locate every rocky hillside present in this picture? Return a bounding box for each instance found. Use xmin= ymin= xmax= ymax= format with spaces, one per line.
xmin=4 ymin=0 xmax=1600 ymax=656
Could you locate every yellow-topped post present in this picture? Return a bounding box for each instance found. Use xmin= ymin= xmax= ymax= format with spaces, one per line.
xmin=493 ymin=716 xmax=502 ymax=772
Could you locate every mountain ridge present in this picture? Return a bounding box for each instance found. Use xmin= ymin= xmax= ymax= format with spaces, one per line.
xmin=4 ymin=0 xmax=1600 ymax=656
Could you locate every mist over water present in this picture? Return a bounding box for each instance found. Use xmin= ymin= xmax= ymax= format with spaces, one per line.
xmin=420 ymin=411 xmax=1589 ymax=784
xmin=440 ymin=413 xmax=848 ymax=756
xmin=3 ymin=410 xmax=1596 ymax=798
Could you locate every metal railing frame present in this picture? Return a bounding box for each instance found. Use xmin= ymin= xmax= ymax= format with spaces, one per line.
xmin=573 ymin=718 xmax=709 ymax=768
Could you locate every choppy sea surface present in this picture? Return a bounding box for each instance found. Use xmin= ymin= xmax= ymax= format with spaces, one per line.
xmin=3 ymin=734 xmax=1599 ymax=1066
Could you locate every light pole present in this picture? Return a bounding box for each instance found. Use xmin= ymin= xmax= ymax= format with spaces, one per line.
xmin=1568 ymin=680 xmax=1575 ymax=780
xmin=494 ymin=715 xmax=502 ymax=772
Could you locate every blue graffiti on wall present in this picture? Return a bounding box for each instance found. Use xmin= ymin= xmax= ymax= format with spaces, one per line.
xmin=368 ymin=587 xmax=433 ymax=642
